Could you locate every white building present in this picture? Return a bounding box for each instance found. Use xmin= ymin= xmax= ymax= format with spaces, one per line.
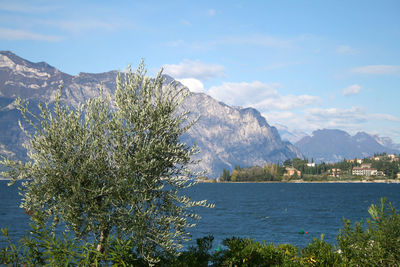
xmin=352 ymin=167 xmax=378 ymax=176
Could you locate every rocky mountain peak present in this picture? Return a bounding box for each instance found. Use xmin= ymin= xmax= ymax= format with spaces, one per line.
xmin=0 ymin=51 xmax=25 ymax=66
xmin=0 ymin=52 xmax=303 ymax=178
xmin=0 ymin=51 xmax=57 ymax=74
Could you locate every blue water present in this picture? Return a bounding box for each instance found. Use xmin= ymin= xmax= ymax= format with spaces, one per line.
xmin=185 ymin=183 xmax=400 ymax=247
xmin=1 ymin=181 xmax=400 ymax=249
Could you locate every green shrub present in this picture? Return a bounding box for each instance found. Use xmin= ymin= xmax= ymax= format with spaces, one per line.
xmin=337 ymin=198 xmax=400 ymax=266
xmin=211 ymin=237 xmax=298 ymax=267
xmin=107 ymin=238 xmax=147 ymax=266
xmin=1 ymin=212 xmax=145 ymax=266
xmin=1 ymin=213 xmax=102 ymax=266
xmin=159 ymin=235 xmax=214 ymax=267
xmin=300 ymin=234 xmax=344 ymax=266
xmin=2 ymin=197 xmax=400 ymax=266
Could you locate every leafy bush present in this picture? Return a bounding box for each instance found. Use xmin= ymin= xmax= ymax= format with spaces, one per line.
xmin=1 ymin=213 xmax=94 ymax=266
xmin=2 ymin=197 xmax=400 ymax=266
xmin=211 ymin=237 xmax=298 ymax=266
xmin=159 ymin=235 xmax=214 ymax=267
xmin=300 ymin=234 xmax=343 ymax=266
xmin=337 ymin=198 xmax=400 ymax=266
xmin=0 ymin=212 xmax=146 ymax=266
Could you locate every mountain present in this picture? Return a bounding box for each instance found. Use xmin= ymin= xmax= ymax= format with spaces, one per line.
xmin=295 ymin=129 xmax=400 ymax=163
xmin=274 ymin=123 xmax=308 ymax=143
xmin=0 ymin=51 xmax=302 ymax=178
xmin=0 ymin=51 xmax=118 ymax=105
xmin=373 ymin=135 xmax=400 ymax=151
xmin=180 ymin=91 xmax=302 ymax=177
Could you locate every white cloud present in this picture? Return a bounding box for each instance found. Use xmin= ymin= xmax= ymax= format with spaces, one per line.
xmin=262 ymin=111 xmax=316 ymax=137
xmin=263 ymin=111 xmax=297 ymax=121
xmin=336 ymin=45 xmax=357 ymax=55
xmin=254 ymin=94 xmax=319 ymax=110
xmin=208 ymin=81 xmax=319 ymax=111
xmin=177 ymin=78 xmax=205 ymax=93
xmin=342 ymin=84 xmax=361 ymax=96
xmin=351 ymin=65 xmax=400 ymax=75
xmin=163 ymin=59 xmax=225 ymax=80
xmin=371 ymin=113 xmax=400 ymax=122
xmin=0 ymin=27 xmax=62 ymax=41
xmin=306 ymin=107 xmax=367 ymax=124
xmin=263 ymin=108 xmax=400 ymax=142
xmin=208 ymin=81 xmax=278 ymax=107
xmin=382 ymin=129 xmax=400 ymax=143
xmin=305 ymin=107 xmax=400 ymax=124
xmin=207 ymin=9 xmax=216 ymax=16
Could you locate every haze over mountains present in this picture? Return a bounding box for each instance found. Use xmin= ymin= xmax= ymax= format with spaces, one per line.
xmin=0 ymin=51 xmax=398 ymax=177
xmin=294 ymin=129 xmax=400 ymax=163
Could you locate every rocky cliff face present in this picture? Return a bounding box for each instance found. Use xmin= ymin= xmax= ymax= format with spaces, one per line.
xmin=0 ymin=51 xmax=302 ymax=177
xmin=181 ymin=92 xmax=301 ymax=177
xmin=0 ymin=51 xmax=117 ymax=105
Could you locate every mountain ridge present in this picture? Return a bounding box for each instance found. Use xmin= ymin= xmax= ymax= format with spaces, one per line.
xmin=0 ymin=51 xmax=302 ymax=178
xmin=295 ymin=128 xmax=400 ymax=163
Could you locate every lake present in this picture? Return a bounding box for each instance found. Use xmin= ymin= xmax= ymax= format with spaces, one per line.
xmin=1 ymin=181 xmax=400 ymax=249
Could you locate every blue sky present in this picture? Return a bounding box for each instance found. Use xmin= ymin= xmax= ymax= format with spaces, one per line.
xmin=1 ymin=0 xmax=400 ymax=142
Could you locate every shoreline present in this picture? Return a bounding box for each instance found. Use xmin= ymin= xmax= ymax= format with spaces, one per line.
xmin=3 ymin=178 xmax=399 ymax=184
xmin=199 ymin=179 xmax=400 ymax=184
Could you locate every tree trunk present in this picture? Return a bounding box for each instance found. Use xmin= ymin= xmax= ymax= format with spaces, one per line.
xmin=96 ymin=228 xmax=108 ymax=254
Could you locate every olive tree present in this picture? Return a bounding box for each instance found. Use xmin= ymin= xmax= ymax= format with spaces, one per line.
xmin=1 ymin=62 xmax=211 ymax=265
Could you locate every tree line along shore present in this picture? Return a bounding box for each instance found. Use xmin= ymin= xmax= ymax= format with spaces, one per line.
xmin=205 ymin=153 xmax=400 ymax=183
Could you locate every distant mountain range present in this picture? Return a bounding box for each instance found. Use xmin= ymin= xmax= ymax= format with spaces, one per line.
xmin=294 ymin=129 xmax=400 ymax=163
xmin=0 ymin=51 xmax=301 ymax=178
xmin=372 ymin=135 xmax=400 ymax=151
xmin=1 ymin=51 xmax=398 ymax=176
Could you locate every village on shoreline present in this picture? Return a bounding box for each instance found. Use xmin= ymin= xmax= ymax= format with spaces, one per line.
xmin=2 ymin=153 xmax=400 ymax=184
xmin=201 ymin=153 xmax=400 ymax=183
xmin=199 ymin=179 xmax=400 ymax=184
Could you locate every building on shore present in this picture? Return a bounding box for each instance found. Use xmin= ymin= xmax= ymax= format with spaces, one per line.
xmin=352 ymin=166 xmax=379 ymax=176
xmin=284 ymin=167 xmax=301 ymax=177
xmin=329 ymin=168 xmax=342 ymax=177
xmin=360 ymin=163 xmax=372 ymax=168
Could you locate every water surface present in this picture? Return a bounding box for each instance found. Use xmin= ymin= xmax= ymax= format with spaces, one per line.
xmin=1 ymin=181 xmax=399 ymax=248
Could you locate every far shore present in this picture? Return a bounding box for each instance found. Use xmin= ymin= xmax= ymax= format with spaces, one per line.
xmin=199 ymin=179 xmax=400 ymax=184
xmin=2 ymin=177 xmax=399 ymax=184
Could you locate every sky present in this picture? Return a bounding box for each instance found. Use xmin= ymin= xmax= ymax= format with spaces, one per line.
xmin=1 ymin=0 xmax=399 ymax=142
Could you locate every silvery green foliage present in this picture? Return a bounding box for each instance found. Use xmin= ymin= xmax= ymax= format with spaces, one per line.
xmin=1 ymin=62 xmax=212 ymax=265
